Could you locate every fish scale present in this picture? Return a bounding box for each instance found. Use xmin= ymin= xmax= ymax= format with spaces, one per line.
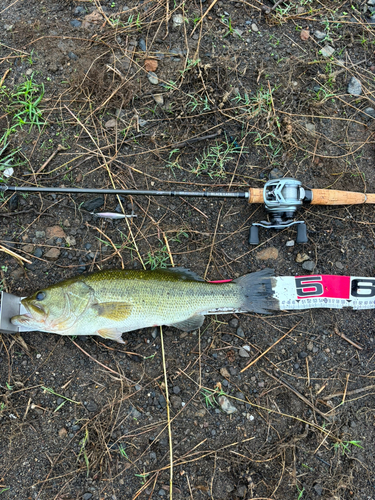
xmin=10 ymin=268 xmax=276 ymax=343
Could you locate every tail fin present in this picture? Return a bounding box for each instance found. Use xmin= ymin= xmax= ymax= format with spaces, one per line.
xmin=233 ymin=268 xmax=279 ymax=314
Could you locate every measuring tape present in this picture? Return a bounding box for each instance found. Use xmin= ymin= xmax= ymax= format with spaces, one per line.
xmin=273 ymin=275 xmax=375 ymax=310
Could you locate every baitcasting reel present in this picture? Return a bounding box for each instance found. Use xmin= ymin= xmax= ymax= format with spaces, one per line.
xmin=249 ymin=178 xmax=311 ymax=245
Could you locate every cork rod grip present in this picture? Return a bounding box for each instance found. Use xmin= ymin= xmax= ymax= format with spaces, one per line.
xmin=311 ymin=189 xmax=375 ymax=205
xmin=248 ymin=187 xmax=264 ymax=204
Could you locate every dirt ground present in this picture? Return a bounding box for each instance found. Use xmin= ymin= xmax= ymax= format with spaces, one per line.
xmin=1 ymin=0 xmax=375 ymax=499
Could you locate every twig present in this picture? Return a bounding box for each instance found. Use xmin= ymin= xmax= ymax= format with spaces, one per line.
xmin=334 ymin=326 xmax=363 ymax=350
xmin=241 ymin=320 xmax=302 ymax=373
xmin=0 ymin=244 xmax=32 ymax=264
xmin=160 ymin=326 xmax=173 ymax=500
xmin=190 ymin=0 xmax=219 ymax=37
xmin=36 ymin=144 xmax=66 ymax=174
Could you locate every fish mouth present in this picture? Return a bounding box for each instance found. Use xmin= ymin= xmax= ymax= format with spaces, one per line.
xmin=21 ymin=300 xmax=47 ymax=323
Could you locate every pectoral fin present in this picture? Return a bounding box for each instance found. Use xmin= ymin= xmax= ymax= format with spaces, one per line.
xmin=92 ymin=302 xmax=132 ymax=320
xmin=169 ymin=314 xmax=205 ymax=332
xmin=97 ymin=328 xmax=125 ymax=343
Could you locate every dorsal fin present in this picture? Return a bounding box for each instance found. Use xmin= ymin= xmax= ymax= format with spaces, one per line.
xmin=151 ymin=267 xmax=205 ymax=282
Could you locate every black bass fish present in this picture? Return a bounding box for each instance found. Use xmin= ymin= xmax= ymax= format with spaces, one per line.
xmin=11 ymin=268 xmax=276 ymax=343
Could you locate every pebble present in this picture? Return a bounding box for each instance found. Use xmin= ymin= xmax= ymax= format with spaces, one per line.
xmin=74 ymin=6 xmax=86 ymax=15
xmin=300 ymin=29 xmax=309 ymax=41
xmin=35 ymin=231 xmax=46 ymax=239
xmin=158 ymin=395 xmax=166 ymax=408
xmin=105 ymin=118 xmax=117 ymax=129
xmin=70 ymin=20 xmax=82 ymax=28
xmin=220 ymin=367 xmax=230 ymax=378
xmin=251 ymin=23 xmax=258 ymax=32
xmin=68 ymin=51 xmax=78 ymax=61
xmin=170 ymin=395 xmax=182 ymax=408
xmin=229 ymin=318 xmax=239 ymax=328
xmin=144 ymin=59 xmax=158 ymax=72
xmin=269 ymin=167 xmax=282 ymax=179
xmin=82 ymin=494 xmax=93 ymax=500
xmin=314 ymin=484 xmax=323 ymax=496
xmin=286 ymin=240 xmax=295 ymax=247
xmin=23 ymin=244 xmax=34 ymax=253
xmin=173 ymin=386 xmax=180 ymax=394
xmin=138 ymin=39 xmax=146 ymax=51
xmin=44 ymin=248 xmax=61 ymax=261
xmin=335 ymin=261 xmax=344 ymax=270
xmin=296 ymin=252 xmax=309 ymax=263
xmin=172 ymin=14 xmax=184 ymax=27
xmin=238 ymin=346 xmax=250 ymax=358
xmin=84 ymin=243 xmax=92 ymax=250
xmin=86 ymin=401 xmax=98 ymax=412
xmin=298 ymin=351 xmax=308 ymax=359
xmin=236 ymin=485 xmax=247 ymax=497
xmin=3 ymin=167 xmax=14 ymax=178
xmin=362 ymin=107 xmax=375 ymax=120
xmin=66 ymin=236 xmax=76 ymax=247
xmin=129 ymin=405 xmax=142 ymax=419
xmin=218 ymin=395 xmax=237 ymax=414
xmin=348 ymin=76 xmax=362 ymax=96
xmin=320 ymin=45 xmax=335 ymax=57
xmin=256 ymin=247 xmax=278 ymax=260
xmin=314 ymin=30 xmax=326 ymax=39
xmin=8 ymin=194 xmax=18 ymax=211
xmin=302 ymin=260 xmax=315 ymax=271
xmin=236 ymin=327 xmax=245 ymax=338
xmin=34 ymin=247 xmax=43 ymax=259
xmin=58 ymin=427 xmax=67 ymax=438
xmin=158 ymin=489 xmax=166 ymax=496
xmin=153 ymin=94 xmax=164 ymax=105
xmin=147 ymin=72 xmax=159 ymax=85
xmin=306 ymin=123 xmax=316 ymax=134
xmin=82 ymin=197 xmax=104 ymax=211
xmin=307 ymin=342 xmax=314 ymax=351
xmin=46 ymin=226 xmax=66 ymax=240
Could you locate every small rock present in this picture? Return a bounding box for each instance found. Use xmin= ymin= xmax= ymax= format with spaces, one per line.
xmin=46 ymin=226 xmax=66 ymax=240
xmin=158 ymin=395 xmax=166 ymax=408
xmin=362 ymin=107 xmax=375 ymax=120
xmin=286 ymin=240 xmax=295 ymax=247
xmin=314 ymin=30 xmax=326 ymax=39
xmin=314 ymin=484 xmax=323 ymax=496
xmin=129 ymin=405 xmax=142 ymax=419
xmin=147 ymin=72 xmax=159 ymax=85
xmin=320 ymin=45 xmax=335 ymax=57
xmin=295 ymin=252 xmax=309 ymax=263
xmin=229 ymin=318 xmax=239 ymax=328
xmin=298 ymin=351 xmax=308 ymax=359
xmin=82 ymin=494 xmax=93 ymax=500
xmin=10 ymin=268 xmax=24 ymax=279
xmin=158 ymin=489 xmax=166 ymax=496
xmin=195 ymin=409 xmax=206 ymax=417
xmin=139 ymin=118 xmax=148 ymax=127
xmin=58 ymin=427 xmax=68 ymax=438
xmin=74 ymin=6 xmax=86 ymax=16
xmin=348 ymin=76 xmax=362 ymax=96
xmin=68 ymin=51 xmax=78 ymax=61
xmin=218 ymin=395 xmax=237 ymax=414
xmin=34 ymin=247 xmax=43 ymax=258
xmin=138 ymin=39 xmax=147 ymax=51
xmin=86 ymin=401 xmax=98 ymax=412
xmin=306 ymin=123 xmax=316 ymax=134
xmin=220 ymin=367 xmax=230 ymax=378
xmin=335 ymin=261 xmax=344 ymax=270
xmin=236 ymin=485 xmax=247 ymax=497
xmin=145 ymin=59 xmax=158 ymax=72
xmin=236 ymin=327 xmax=245 ymax=338
xmin=105 ymin=118 xmax=117 ymax=129
xmin=44 ymin=248 xmax=61 ymax=261
xmin=269 ymin=167 xmax=282 ymax=179
xmin=256 ymin=247 xmax=278 ymax=260
xmin=8 ymin=194 xmax=18 ymax=211
xmin=3 ymin=167 xmax=14 ymax=178
xmin=172 ymin=14 xmax=184 ymax=27
xmin=238 ymin=347 xmax=250 ymax=358
xmin=23 ymin=244 xmax=34 ymax=254
xmin=300 ymin=29 xmax=309 ymax=41
xmin=153 ymin=94 xmax=164 ymax=105
xmin=170 ymin=395 xmax=182 ymax=408
xmin=82 ymin=197 xmax=104 ymax=211
xmin=70 ymin=20 xmax=82 ymax=28
xmin=173 ymin=386 xmax=180 ymax=394
xmin=302 ymin=260 xmax=315 ymax=271
xmin=307 ymin=341 xmax=314 ymax=351
xmin=251 ymin=23 xmax=258 ymax=32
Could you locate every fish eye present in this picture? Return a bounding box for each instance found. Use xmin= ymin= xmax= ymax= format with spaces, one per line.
xmin=36 ymin=291 xmax=46 ymax=301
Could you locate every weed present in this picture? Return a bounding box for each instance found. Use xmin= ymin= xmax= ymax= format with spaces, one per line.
xmin=0 ymin=488 xmax=10 ymax=494
xmin=42 ymin=386 xmax=81 ymax=410
xmin=333 ymin=440 xmax=363 ymax=456
xmin=201 ymin=387 xmax=227 ymax=408
xmin=78 ymin=428 xmax=90 ymax=477
xmin=296 ymin=483 xmax=305 ymax=500
xmin=6 ymin=75 xmax=46 ymax=132
xmin=118 ymin=443 xmax=128 ymax=459
xmin=144 ymin=240 xmax=170 ymax=269
xmin=134 ymin=471 xmax=150 ymax=485
xmin=192 ymin=140 xmax=244 ymax=179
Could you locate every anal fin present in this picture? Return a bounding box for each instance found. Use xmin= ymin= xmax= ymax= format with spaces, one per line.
xmin=97 ymin=328 xmax=125 ymax=343
xmin=169 ymin=314 xmax=205 ymax=332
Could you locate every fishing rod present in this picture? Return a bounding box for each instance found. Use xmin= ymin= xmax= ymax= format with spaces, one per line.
xmin=2 ymin=178 xmax=375 ymax=244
